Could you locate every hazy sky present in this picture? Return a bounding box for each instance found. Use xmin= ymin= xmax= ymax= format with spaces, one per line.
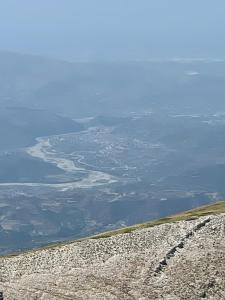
xmin=0 ymin=0 xmax=224 ymax=61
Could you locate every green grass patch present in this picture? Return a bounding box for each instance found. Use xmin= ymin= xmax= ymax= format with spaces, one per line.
xmin=2 ymin=200 xmax=225 ymax=258
xmin=90 ymin=200 xmax=225 ymax=239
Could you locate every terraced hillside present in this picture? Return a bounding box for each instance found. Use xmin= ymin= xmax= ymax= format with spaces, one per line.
xmin=0 ymin=201 xmax=225 ymax=299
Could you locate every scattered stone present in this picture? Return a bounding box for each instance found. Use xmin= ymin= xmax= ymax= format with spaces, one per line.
xmin=0 ymin=214 xmax=224 ymax=299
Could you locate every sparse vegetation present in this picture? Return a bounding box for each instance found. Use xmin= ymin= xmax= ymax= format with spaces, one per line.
xmin=1 ymin=205 xmax=225 ymax=299
xmin=90 ymin=200 xmax=225 ymax=239
xmin=2 ymin=200 xmax=225 ymax=258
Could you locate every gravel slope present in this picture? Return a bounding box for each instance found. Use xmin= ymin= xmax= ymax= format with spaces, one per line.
xmin=0 ymin=214 xmax=224 ymax=299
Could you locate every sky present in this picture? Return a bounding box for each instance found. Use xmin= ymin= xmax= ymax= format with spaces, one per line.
xmin=0 ymin=0 xmax=224 ymax=62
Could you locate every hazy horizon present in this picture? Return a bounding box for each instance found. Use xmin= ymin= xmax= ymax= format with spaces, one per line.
xmin=0 ymin=0 xmax=225 ymax=62
xmin=1 ymin=0 xmax=225 ymax=257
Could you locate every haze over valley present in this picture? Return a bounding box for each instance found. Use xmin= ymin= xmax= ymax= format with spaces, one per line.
xmin=0 ymin=53 xmax=225 ymax=253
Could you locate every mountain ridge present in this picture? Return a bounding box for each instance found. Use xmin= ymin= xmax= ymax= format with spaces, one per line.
xmin=2 ymin=200 xmax=225 ymax=259
xmin=0 ymin=201 xmax=224 ymax=299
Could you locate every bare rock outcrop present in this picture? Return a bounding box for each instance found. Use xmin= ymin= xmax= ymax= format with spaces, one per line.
xmin=0 ymin=214 xmax=224 ymax=299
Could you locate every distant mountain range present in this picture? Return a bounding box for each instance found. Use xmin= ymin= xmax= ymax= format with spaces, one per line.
xmin=0 ymin=106 xmax=83 ymax=152
xmin=1 ymin=51 xmax=225 ymax=256
xmin=1 ymin=51 xmax=225 ymax=117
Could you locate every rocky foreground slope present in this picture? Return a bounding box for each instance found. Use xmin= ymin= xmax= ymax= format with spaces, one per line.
xmin=0 ymin=202 xmax=225 ymax=299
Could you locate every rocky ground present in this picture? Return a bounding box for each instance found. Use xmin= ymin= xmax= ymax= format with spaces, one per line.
xmin=0 ymin=213 xmax=224 ymax=299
